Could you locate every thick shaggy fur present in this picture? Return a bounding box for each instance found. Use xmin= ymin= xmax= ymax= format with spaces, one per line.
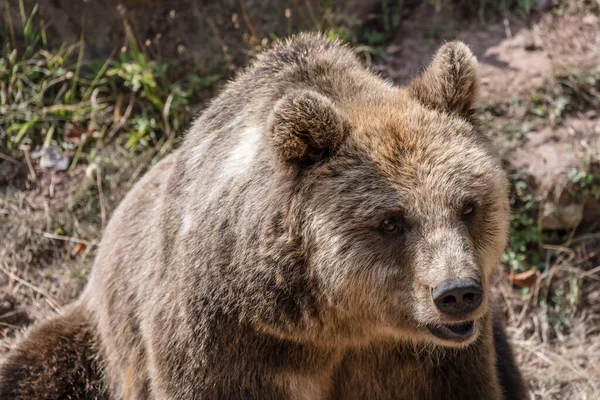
xmin=0 ymin=305 xmax=106 ymax=399
xmin=0 ymin=34 xmax=526 ymax=399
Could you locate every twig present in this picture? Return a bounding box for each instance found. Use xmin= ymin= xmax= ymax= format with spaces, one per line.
xmin=162 ymin=91 xmax=174 ymax=139
xmin=0 ymin=309 xmax=25 ymax=320
xmin=49 ymin=170 xmax=56 ymax=198
xmin=581 ymin=265 xmax=600 ymax=279
xmin=0 ymin=153 xmax=20 ymax=165
xmin=40 ymin=231 xmax=91 ymax=245
xmin=90 ymin=87 xmax=100 ymax=133
xmin=22 ymin=147 xmax=36 ymax=181
xmin=542 ymin=244 xmax=576 ymax=265
xmin=42 ymin=104 xmax=81 ymax=114
xmin=96 ymin=165 xmax=107 ymax=230
xmin=555 ymin=264 xmax=600 ymax=283
xmin=0 ymin=264 xmax=61 ymax=314
xmin=501 ymin=0 xmax=512 ymax=39
xmin=107 ymin=92 xmax=135 ymax=139
xmin=239 ymin=0 xmax=258 ymax=43
xmin=503 ymin=18 xmax=512 ymax=40
xmin=570 ymin=233 xmax=600 ymax=244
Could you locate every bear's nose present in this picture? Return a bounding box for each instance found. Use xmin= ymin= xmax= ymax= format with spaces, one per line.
xmin=432 ymin=278 xmax=483 ymax=317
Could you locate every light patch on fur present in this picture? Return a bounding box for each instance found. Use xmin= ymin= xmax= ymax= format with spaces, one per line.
xmin=220 ymin=125 xmax=261 ymax=179
xmin=187 ymin=132 xmax=216 ymax=171
xmin=279 ymin=373 xmax=326 ymax=400
xmin=181 ymin=213 xmax=193 ymax=233
xmin=180 ymin=183 xmax=226 ymax=234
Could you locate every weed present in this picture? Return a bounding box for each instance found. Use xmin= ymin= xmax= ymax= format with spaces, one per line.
xmin=528 ymin=72 xmax=600 ymax=123
xmin=567 ymin=161 xmax=600 ymax=201
xmin=381 ymin=0 xmax=404 ymax=32
xmin=322 ymin=0 xmax=404 ymax=48
xmin=1 ymin=1 xmax=220 ymax=161
xmin=503 ymin=172 xmax=544 ymax=271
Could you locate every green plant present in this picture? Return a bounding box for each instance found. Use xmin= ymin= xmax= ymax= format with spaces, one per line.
xmin=381 ymin=0 xmax=404 ymax=32
xmin=1 ymin=1 xmax=221 ymax=159
xmin=567 ymin=162 xmax=600 ymax=201
xmin=321 ymin=0 xmax=404 ymax=49
xmin=502 ymin=172 xmax=542 ymax=271
xmin=528 ymin=72 xmax=600 ymax=122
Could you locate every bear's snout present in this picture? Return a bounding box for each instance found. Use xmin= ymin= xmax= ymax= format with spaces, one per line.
xmin=432 ymin=278 xmax=483 ymax=318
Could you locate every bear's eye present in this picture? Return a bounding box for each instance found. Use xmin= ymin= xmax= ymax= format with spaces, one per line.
xmin=380 ymin=216 xmax=407 ymax=235
xmin=461 ymin=202 xmax=476 ymax=221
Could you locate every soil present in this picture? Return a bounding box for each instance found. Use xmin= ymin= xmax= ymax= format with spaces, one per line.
xmin=1 ymin=2 xmax=599 ymax=398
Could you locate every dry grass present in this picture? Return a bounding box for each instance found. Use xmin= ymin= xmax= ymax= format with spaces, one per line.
xmin=498 ymin=236 xmax=600 ymax=398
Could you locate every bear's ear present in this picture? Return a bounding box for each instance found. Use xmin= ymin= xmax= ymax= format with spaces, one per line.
xmin=268 ymin=90 xmax=349 ymax=166
xmin=408 ymin=41 xmax=479 ymax=122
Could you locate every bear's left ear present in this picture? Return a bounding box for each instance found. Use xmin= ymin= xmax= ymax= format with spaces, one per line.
xmin=408 ymin=41 xmax=479 ymax=122
xmin=268 ymin=90 xmax=350 ymax=166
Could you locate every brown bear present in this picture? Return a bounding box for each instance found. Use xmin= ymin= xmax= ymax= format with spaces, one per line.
xmin=0 ymin=34 xmax=526 ymax=399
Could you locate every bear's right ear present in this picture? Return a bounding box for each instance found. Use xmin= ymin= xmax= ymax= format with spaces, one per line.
xmin=268 ymin=90 xmax=349 ymax=166
xmin=408 ymin=41 xmax=479 ymax=123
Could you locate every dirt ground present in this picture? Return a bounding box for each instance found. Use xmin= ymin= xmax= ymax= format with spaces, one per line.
xmin=1 ymin=2 xmax=599 ymax=399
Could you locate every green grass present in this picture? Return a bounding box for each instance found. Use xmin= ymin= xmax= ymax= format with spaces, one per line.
xmin=1 ymin=1 xmax=220 ymax=165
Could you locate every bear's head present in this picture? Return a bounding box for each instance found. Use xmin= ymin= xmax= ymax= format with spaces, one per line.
xmin=265 ymin=41 xmax=508 ymax=349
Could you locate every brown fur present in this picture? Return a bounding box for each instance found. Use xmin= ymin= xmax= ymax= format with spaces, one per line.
xmin=0 ymin=304 xmax=107 ymax=399
xmin=0 ymin=34 xmax=526 ymax=399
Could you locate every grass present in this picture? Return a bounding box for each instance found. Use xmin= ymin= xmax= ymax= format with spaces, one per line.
xmin=1 ymin=1 xmax=221 ymax=168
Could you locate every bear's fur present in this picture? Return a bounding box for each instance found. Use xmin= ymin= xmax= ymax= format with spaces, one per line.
xmin=0 ymin=34 xmax=526 ymax=399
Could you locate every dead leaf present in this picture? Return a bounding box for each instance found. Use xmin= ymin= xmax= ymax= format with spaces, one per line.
xmin=71 ymin=242 xmax=87 ymax=257
xmin=506 ymin=269 xmax=540 ymax=288
xmin=114 ymin=93 xmax=124 ymax=121
xmin=63 ymin=122 xmax=87 ymax=144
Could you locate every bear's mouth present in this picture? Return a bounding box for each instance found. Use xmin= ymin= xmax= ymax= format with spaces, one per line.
xmin=426 ymin=320 xmax=475 ymax=342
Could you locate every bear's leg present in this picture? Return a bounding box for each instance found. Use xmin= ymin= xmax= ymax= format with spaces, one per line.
xmin=493 ymin=316 xmax=527 ymax=400
xmin=0 ymin=305 xmax=108 ymax=400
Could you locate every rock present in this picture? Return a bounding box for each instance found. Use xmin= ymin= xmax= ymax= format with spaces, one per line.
xmin=540 ymin=202 xmax=584 ymax=230
xmin=32 ymin=145 xmax=69 ymax=171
